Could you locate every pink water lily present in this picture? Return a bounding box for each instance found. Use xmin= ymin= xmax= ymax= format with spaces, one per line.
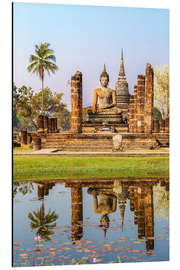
xmin=93 ymin=258 xmax=97 ymax=263
xmin=34 ymin=235 xmax=41 ymax=241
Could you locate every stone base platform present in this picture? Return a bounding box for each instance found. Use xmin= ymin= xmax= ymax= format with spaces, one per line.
xmin=82 ymin=121 xmax=128 ymax=133
xmin=41 ymin=132 xmax=169 ymax=151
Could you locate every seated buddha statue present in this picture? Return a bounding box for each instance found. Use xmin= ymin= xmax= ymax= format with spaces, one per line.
xmin=92 ymin=65 xmax=117 ymax=113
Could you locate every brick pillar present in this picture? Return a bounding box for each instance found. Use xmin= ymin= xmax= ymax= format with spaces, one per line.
xmin=134 ymin=187 xmax=138 ymax=224
xmin=71 ymin=185 xmax=83 ymax=242
xmin=44 ymin=116 xmax=48 ymax=134
xmin=48 ymin=118 xmax=53 ymax=133
xmin=136 ymin=75 xmax=145 ymax=133
xmin=133 ymin=85 xmax=138 ymax=133
xmin=165 ymin=118 xmax=169 ymax=133
xmin=21 ymin=130 xmax=27 ymax=145
xmin=129 ymin=186 xmax=135 ymax=211
xmin=128 ymin=95 xmax=134 ymax=133
xmin=144 ymin=64 xmax=154 ymax=134
xmin=159 ymin=119 xmax=165 ymax=133
xmin=144 ymin=186 xmax=154 ymax=254
xmin=27 ymin=133 xmax=32 ymax=144
xmin=70 ymin=71 xmax=82 ymax=133
xmin=37 ymin=115 xmax=44 ymax=134
xmin=55 ymin=118 xmax=58 ymax=132
xmin=51 ymin=118 xmax=55 ymax=133
xmin=137 ymin=187 xmax=145 ymax=239
xmin=153 ymin=120 xmax=160 ymax=133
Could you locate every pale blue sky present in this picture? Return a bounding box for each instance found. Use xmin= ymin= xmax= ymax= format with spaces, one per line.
xmin=13 ymin=2 xmax=169 ymax=109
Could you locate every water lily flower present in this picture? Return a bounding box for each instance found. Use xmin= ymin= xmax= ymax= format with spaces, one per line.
xmin=34 ymin=235 xmax=41 ymax=241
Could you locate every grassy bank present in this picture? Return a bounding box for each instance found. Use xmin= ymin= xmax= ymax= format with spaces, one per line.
xmin=13 ymin=156 xmax=169 ymax=181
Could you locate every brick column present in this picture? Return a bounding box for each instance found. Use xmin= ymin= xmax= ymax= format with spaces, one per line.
xmin=128 ymin=95 xmax=134 ymax=133
xmin=153 ymin=120 xmax=160 ymax=133
xmin=136 ymin=75 xmax=145 ymax=133
xmin=27 ymin=133 xmax=32 ymax=144
xmin=48 ymin=118 xmax=53 ymax=133
xmin=165 ymin=118 xmax=169 ymax=133
xmin=37 ymin=115 xmax=44 ymax=134
xmin=144 ymin=186 xmax=154 ymax=254
xmin=71 ymin=185 xmax=83 ymax=242
xmin=133 ymin=85 xmax=138 ymax=133
xmin=137 ymin=187 xmax=145 ymax=239
xmin=70 ymin=71 xmax=82 ymax=133
xmin=43 ymin=116 xmax=48 ymax=134
xmin=159 ymin=119 xmax=165 ymax=133
xmin=20 ymin=130 xmax=27 ymax=145
xmin=144 ymin=64 xmax=154 ymax=134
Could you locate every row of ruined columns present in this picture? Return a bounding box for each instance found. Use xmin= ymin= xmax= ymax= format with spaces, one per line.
xmin=37 ymin=115 xmax=58 ymax=134
xmin=128 ymin=64 xmax=169 ymax=134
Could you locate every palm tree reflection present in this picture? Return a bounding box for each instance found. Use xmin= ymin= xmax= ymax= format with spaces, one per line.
xmin=28 ymin=183 xmax=58 ymax=241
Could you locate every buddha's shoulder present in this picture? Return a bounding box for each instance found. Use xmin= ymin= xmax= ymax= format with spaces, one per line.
xmin=94 ymin=88 xmax=102 ymax=92
xmin=107 ymin=88 xmax=116 ymax=92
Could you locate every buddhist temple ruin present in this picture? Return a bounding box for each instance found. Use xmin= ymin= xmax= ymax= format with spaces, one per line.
xmin=35 ymin=49 xmax=169 ymax=151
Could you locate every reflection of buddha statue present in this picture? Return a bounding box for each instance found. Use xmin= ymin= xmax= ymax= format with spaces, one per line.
xmin=88 ymin=187 xmax=117 ymax=238
xmin=92 ymin=65 xmax=116 ymax=113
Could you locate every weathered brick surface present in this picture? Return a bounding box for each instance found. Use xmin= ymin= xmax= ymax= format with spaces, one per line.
xmin=136 ymin=75 xmax=145 ymax=133
xmin=71 ymin=186 xmax=83 ymax=241
xmin=43 ymin=116 xmax=48 ymax=134
xmin=37 ymin=115 xmax=44 ymax=134
xmin=70 ymin=71 xmax=82 ymax=133
xmin=153 ymin=120 xmax=160 ymax=133
xmin=33 ymin=137 xmax=41 ymax=150
xmin=20 ymin=130 xmax=27 ymax=145
xmin=165 ymin=118 xmax=169 ymax=133
xmin=144 ymin=64 xmax=154 ymax=134
xmin=159 ymin=119 xmax=165 ymax=133
xmin=133 ymin=85 xmax=138 ymax=133
xmin=27 ymin=133 xmax=32 ymax=144
xmin=128 ymin=95 xmax=134 ymax=133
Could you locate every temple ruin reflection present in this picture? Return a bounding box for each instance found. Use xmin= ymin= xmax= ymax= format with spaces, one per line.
xmin=65 ymin=178 xmax=169 ymax=253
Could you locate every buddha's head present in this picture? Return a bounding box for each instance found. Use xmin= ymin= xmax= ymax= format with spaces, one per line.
xmin=100 ymin=64 xmax=109 ymax=87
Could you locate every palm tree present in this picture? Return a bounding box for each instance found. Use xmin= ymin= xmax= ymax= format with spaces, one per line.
xmin=27 ymin=42 xmax=58 ymax=114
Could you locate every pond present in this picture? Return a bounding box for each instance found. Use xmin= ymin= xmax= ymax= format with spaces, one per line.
xmin=13 ymin=178 xmax=169 ymax=267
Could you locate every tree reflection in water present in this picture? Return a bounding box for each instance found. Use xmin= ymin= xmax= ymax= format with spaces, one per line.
xmin=28 ymin=183 xmax=58 ymax=241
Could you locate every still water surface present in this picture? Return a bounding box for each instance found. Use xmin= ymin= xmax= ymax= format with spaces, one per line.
xmin=13 ymin=178 xmax=169 ymax=267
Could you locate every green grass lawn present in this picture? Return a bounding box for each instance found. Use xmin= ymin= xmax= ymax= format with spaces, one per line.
xmin=13 ymin=156 xmax=169 ymax=181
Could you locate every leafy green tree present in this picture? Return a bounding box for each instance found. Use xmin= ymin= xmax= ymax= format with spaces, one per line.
xmin=13 ymin=84 xmax=68 ymax=130
xmin=154 ymin=65 xmax=169 ymax=119
xmin=27 ymin=42 xmax=58 ymax=114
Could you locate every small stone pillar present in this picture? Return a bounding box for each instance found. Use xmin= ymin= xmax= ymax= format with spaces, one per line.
xmin=71 ymin=185 xmax=83 ymax=242
xmin=128 ymin=95 xmax=134 ymax=133
xmin=33 ymin=137 xmax=41 ymax=151
xmin=153 ymin=120 xmax=160 ymax=133
xmin=44 ymin=116 xmax=48 ymax=134
xmin=48 ymin=118 xmax=53 ymax=133
xmin=20 ymin=130 xmax=27 ymax=145
xmin=27 ymin=133 xmax=32 ymax=144
xmin=70 ymin=71 xmax=82 ymax=133
xmin=144 ymin=64 xmax=154 ymax=134
xmin=133 ymin=85 xmax=138 ymax=133
xmin=159 ymin=119 xmax=165 ymax=133
xmin=37 ymin=115 xmax=44 ymax=134
xmin=165 ymin=118 xmax=169 ymax=133
xmin=136 ymin=75 xmax=145 ymax=133
xmin=54 ymin=118 xmax=58 ymax=132
xmin=51 ymin=118 xmax=55 ymax=133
